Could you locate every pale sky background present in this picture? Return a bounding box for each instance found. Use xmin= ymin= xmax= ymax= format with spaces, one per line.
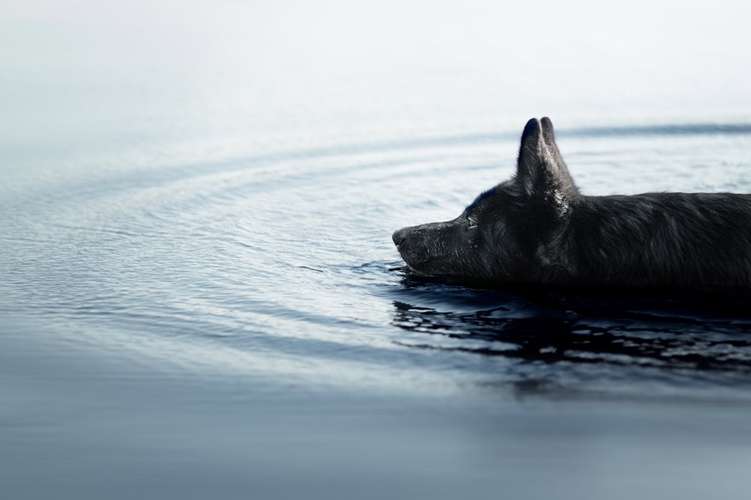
xmin=2 ymin=0 xmax=750 ymax=162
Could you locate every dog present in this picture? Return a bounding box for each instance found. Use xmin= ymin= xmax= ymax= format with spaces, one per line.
xmin=392 ymin=117 xmax=751 ymax=290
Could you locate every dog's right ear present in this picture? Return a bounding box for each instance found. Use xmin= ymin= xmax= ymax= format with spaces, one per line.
xmin=516 ymin=117 xmax=577 ymax=214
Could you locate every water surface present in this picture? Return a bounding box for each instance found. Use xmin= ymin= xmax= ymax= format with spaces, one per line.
xmin=3 ymin=122 xmax=751 ymax=499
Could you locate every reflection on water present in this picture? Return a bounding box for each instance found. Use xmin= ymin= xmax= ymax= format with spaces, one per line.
xmin=391 ymin=270 xmax=751 ymax=395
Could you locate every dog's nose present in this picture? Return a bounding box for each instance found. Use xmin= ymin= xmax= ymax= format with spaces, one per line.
xmin=392 ymin=228 xmax=407 ymax=247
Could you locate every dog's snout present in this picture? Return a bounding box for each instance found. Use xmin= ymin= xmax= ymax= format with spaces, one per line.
xmin=392 ymin=228 xmax=408 ymax=247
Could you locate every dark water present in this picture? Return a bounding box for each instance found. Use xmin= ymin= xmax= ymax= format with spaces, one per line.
xmin=3 ymin=122 xmax=751 ymax=499
xmin=392 ymin=276 xmax=751 ymax=397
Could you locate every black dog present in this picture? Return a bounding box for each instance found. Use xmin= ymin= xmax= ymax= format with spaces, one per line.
xmin=393 ymin=117 xmax=751 ymax=290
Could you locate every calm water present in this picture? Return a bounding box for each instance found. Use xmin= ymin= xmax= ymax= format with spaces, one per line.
xmin=3 ymin=120 xmax=751 ymax=499
xmin=4 ymin=123 xmax=751 ymax=396
xmin=3 ymin=2 xmax=751 ymax=498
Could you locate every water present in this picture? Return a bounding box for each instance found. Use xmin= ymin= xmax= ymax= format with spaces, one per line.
xmin=3 ymin=1 xmax=751 ymax=498
xmin=5 ymin=124 xmax=751 ymax=393
xmin=4 ymin=120 xmax=751 ymax=498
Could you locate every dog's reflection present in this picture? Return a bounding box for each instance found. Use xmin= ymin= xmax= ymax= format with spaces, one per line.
xmin=390 ymin=286 xmax=751 ymax=375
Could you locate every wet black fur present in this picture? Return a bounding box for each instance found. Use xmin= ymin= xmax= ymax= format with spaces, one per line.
xmin=392 ymin=117 xmax=751 ymax=291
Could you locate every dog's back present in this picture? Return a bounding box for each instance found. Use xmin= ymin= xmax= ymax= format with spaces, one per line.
xmin=557 ymin=192 xmax=751 ymax=289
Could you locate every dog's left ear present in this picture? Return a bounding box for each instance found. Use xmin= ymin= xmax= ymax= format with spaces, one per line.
xmin=516 ymin=117 xmax=578 ymax=214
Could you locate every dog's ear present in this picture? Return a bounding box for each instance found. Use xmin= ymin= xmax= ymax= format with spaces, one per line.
xmin=516 ymin=117 xmax=577 ymax=214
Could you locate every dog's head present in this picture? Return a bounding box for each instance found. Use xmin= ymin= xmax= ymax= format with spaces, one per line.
xmin=392 ymin=117 xmax=578 ymax=283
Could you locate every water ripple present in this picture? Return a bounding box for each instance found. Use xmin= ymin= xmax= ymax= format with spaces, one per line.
xmin=2 ymin=123 xmax=751 ymax=399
